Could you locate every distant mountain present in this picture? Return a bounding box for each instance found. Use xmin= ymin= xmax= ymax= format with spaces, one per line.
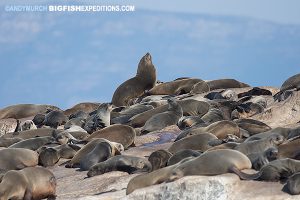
xmin=0 ymin=9 xmax=299 ymax=109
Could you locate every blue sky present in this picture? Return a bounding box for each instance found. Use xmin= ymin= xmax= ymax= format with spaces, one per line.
xmin=0 ymin=1 xmax=299 ymax=109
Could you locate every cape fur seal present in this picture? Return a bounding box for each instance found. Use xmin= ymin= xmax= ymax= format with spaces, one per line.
xmin=63 ymin=102 xmax=100 ymax=117
xmin=0 ymin=148 xmax=38 ymax=171
xmin=126 ymin=149 xmax=251 ymax=194
xmin=79 ymin=141 xmax=120 ymax=171
xmin=167 ymin=149 xmax=201 ymax=166
xmin=8 ymin=136 xmax=56 ymax=150
xmin=66 ymin=138 xmax=124 ymax=168
xmin=147 ymin=78 xmax=203 ymax=95
xmin=112 ymin=53 xmax=157 ymax=106
xmin=148 ymin=149 xmax=173 ymax=171
xmin=44 ymin=110 xmax=68 ymax=129
xmin=83 ymin=103 xmax=113 ymax=134
xmin=274 ymin=73 xmax=300 ymax=101
xmin=234 ymin=158 xmax=300 ymax=181
xmin=190 ymin=79 xmax=250 ymax=94
xmin=87 ymin=155 xmax=152 ymax=177
xmin=168 ymin=133 xmax=218 ymax=154
xmin=0 ymin=104 xmax=60 ymax=120
xmin=141 ymin=98 xmax=183 ymax=134
xmin=86 ymin=124 xmax=136 ymax=148
xmin=0 ymin=166 xmax=56 ymax=200
xmin=285 ymin=172 xmax=300 ymax=195
xmin=128 ymin=99 xmax=210 ymax=128
xmin=20 ymin=120 xmax=37 ymax=131
xmin=175 ymin=120 xmax=240 ymax=141
xmin=38 ymin=144 xmax=79 ymax=167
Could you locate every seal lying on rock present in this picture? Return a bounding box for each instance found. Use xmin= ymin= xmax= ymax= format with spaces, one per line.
xmin=234 ymin=158 xmax=300 ymax=181
xmin=87 ymin=155 xmax=152 ymax=177
xmin=0 ymin=166 xmax=56 ymax=200
xmin=0 ymin=148 xmax=38 ymax=171
xmin=126 ymin=149 xmax=251 ymax=194
xmin=141 ymin=98 xmax=183 ymax=134
xmin=274 ymin=73 xmax=300 ymax=101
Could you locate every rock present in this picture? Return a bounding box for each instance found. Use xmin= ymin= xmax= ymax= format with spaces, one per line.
xmin=0 ymin=118 xmax=17 ymax=136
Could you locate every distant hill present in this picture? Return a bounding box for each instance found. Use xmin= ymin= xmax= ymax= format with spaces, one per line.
xmin=0 ymin=9 xmax=299 ymax=109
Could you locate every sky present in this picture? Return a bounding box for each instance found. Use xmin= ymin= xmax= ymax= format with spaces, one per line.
xmin=0 ymin=1 xmax=299 ymax=109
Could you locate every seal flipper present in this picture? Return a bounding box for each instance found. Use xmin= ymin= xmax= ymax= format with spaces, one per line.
xmin=229 ymin=166 xmax=261 ymax=180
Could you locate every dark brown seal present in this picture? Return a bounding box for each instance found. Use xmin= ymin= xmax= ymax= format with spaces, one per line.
xmin=112 ymin=53 xmax=157 ymax=106
xmin=148 ymin=149 xmax=173 ymax=171
xmin=87 ymin=155 xmax=152 ymax=177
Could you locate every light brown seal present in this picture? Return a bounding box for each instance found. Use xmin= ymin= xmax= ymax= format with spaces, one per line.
xmin=20 ymin=120 xmax=37 ymax=131
xmin=175 ymin=120 xmax=241 ymax=141
xmin=0 ymin=104 xmax=60 ymax=120
xmin=0 ymin=166 xmax=56 ymax=200
xmin=63 ymin=102 xmax=100 ymax=117
xmin=112 ymin=53 xmax=157 ymax=107
xmin=87 ymin=155 xmax=152 ymax=177
xmin=190 ymin=78 xmax=250 ymax=94
xmin=1 ymin=128 xmax=63 ymax=139
xmin=168 ymin=133 xmax=218 ymax=154
xmin=147 ymin=78 xmax=203 ymax=95
xmin=86 ymin=124 xmax=136 ymax=149
xmin=0 ymin=148 xmax=38 ymax=171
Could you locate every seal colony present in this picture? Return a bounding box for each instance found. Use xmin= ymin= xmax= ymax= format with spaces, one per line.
xmin=0 ymin=53 xmax=300 ymax=199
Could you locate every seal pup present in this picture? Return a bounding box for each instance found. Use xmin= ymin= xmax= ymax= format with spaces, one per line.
xmin=247 ymin=147 xmax=278 ymax=170
xmin=177 ymin=116 xmax=207 ymax=130
xmin=20 ymin=120 xmax=37 ymax=131
xmin=83 ymin=103 xmax=113 ymax=133
xmin=38 ymin=144 xmax=80 ymax=167
xmin=32 ymin=113 xmax=46 ymax=128
xmin=274 ymin=73 xmax=300 ymax=101
xmin=112 ymin=53 xmax=157 ymax=106
xmin=0 ymin=166 xmax=56 ymax=200
xmin=0 ymin=148 xmax=38 ymax=171
xmin=141 ymin=98 xmax=183 ymax=134
xmin=87 ymin=155 xmax=152 ymax=177
xmin=148 ymin=149 xmax=173 ymax=171
xmin=238 ymin=87 xmax=272 ymax=98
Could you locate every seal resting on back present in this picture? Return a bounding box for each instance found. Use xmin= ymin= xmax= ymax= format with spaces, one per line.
xmin=112 ymin=53 xmax=156 ymax=106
